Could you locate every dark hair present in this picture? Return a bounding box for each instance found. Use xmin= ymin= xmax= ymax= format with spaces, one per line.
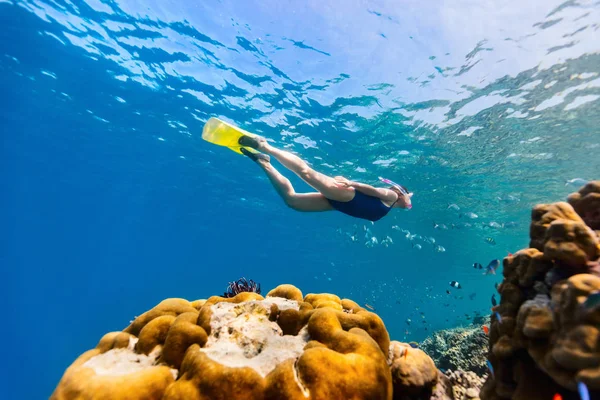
xmin=390 ymin=185 xmax=409 ymax=195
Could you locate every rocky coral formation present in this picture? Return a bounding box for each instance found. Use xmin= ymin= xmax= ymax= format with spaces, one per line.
xmin=481 ymin=181 xmax=600 ymax=400
xmin=568 ymin=181 xmax=600 ymax=231
xmin=54 ymin=285 xmax=443 ymax=400
xmin=389 ymin=341 xmax=439 ymax=399
xmin=421 ymin=324 xmax=489 ymax=375
xmin=432 ymin=370 xmax=486 ymax=400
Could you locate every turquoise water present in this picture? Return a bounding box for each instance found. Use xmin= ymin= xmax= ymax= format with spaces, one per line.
xmin=3 ymin=0 xmax=600 ymax=397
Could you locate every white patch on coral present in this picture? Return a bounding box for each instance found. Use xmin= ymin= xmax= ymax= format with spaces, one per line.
xmin=200 ymin=298 xmax=309 ymax=377
xmin=82 ymin=337 xmax=177 ymax=379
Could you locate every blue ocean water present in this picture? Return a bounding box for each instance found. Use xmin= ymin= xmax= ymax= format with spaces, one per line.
xmin=2 ymin=0 xmax=599 ymax=397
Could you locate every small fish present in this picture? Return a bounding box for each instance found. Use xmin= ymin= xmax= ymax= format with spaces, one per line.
xmin=485 ymin=259 xmax=500 ymax=275
xmin=446 ymin=290 xmax=451 ymax=295
xmin=497 ymin=194 xmax=520 ymax=203
xmin=406 ymin=318 xmax=411 ymax=325
xmin=507 ymin=252 xmax=513 ymax=257
xmin=412 ymin=243 xmax=422 ymax=250
xmin=482 ymin=326 xmax=489 ymax=335
xmin=488 ymin=221 xmax=503 ymax=229
xmin=565 ymin=178 xmax=588 ymax=187
xmin=447 ymin=203 xmax=460 ymax=211
xmin=486 ymin=360 xmax=495 ymax=378
xmin=484 ymin=237 xmax=497 ymax=245
xmin=461 ymin=212 xmax=479 ymax=219
xmin=408 ymin=341 xmax=419 ymax=349
xmin=435 ymin=245 xmax=446 ymax=253
xmin=449 ymin=281 xmax=462 ymax=289
xmin=433 ymin=222 xmax=449 ymax=230
xmin=577 ymin=381 xmax=590 ymax=400
xmin=582 ymin=290 xmax=600 ymax=310
xmin=491 ymin=294 xmax=497 ymax=307
xmin=365 ymin=303 xmax=375 ymax=311
xmin=473 ymin=262 xmax=483 ymax=269
xmin=553 ymin=394 xmax=563 ymax=400
xmin=494 ymin=311 xmax=502 ymax=324
xmin=469 ymin=292 xmax=476 ymax=300
xmin=495 ymin=282 xmax=499 ymax=291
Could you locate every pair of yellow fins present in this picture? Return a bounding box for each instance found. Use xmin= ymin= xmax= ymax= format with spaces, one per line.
xmin=201 ymin=117 xmax=260 ymax=155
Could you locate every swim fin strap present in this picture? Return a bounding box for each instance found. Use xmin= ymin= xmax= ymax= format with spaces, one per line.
xmin=202 ymin=117 xmax=259 ymax=155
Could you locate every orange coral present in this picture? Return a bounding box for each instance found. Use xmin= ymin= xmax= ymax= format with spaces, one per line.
xmin=52 ymin=286 xmax=396 ymax=400
xmin=51 ymin=332 xmax=176 ymax=400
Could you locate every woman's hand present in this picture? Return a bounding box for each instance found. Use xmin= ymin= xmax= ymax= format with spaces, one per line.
xmin=333 ymin=176 xmax=353 ymax=188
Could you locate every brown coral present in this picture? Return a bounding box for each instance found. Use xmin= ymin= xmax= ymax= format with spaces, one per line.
xmin=568 ymin=180 xmax=600 ymax=230
xmin=51 ymin=332 xmax=177 ymax=400
xmin=529 ymin=202 xmax=584 ymax=250
xmin=482 ymin=183 xmax=600 ymax=400
xmin=388 ymin=341 xmax=438 ymax=399
xmin=544 ymin=219 xmax=599 ymax=269
xmin=52 ymin=285 xmax=395 ymax=400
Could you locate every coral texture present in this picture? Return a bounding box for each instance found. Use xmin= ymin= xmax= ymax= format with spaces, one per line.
xmin=388 ymin=341 xmax=438 ymax=399
xmin=481 ymin=181 xmax=600 ymax=400
xmin=54 ymin=285 xmax=432 ymax=399
xmin=431 ymin=369 xmax=485 ymax=400
xmin=421 ymin=324 xmax=489 ymax=375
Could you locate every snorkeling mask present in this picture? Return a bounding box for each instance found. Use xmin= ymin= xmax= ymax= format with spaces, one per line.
xmin=378 ymin=177 xmax=413 ymax=209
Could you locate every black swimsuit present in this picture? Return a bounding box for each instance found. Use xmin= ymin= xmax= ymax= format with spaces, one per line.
xmin=327 ymin=191 xmax=396 ymax=221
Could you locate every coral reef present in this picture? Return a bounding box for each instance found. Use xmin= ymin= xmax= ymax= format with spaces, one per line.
xmin=53 ymin=285 xmax=414 ymax=399
xmin=481 ymin=181 xmax=600 ymax=400
xmin=388 ymin=341 xmax=438 ymax=399
xmin=53 ymin=183 xmax=600 ymax=399
xmin=421 ymin=324 xmax=489 ymax=375
xmin=52 ymin=283 xmax=486 ymax=400
xmin=432 ymin=370 xmax=486 ymax=400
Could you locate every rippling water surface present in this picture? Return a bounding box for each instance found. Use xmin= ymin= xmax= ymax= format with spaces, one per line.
xmin=3 ymin=0 xmax=600 ymax=397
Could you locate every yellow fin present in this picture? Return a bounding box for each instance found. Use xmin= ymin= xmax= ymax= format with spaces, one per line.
xmin=202 ymin=117 xmax=257 ymax=154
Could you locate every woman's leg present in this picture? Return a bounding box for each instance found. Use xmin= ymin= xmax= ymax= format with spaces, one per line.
xmin=258 ymin=142 xmax=354 ymax=202
xmin=256 ymin=159 xmax=333 ymax=212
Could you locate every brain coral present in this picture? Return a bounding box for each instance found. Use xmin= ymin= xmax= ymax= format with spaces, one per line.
xmin=52 ymin=285 xmax=400 ymax=400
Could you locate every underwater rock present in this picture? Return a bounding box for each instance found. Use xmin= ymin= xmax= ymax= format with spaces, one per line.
xmin=421 ymin=324 xmax=489 ymax=376
xmin=53 ymin=285 xmax=406 ymax=400
xmin=482 ymin=181 xmax=600 ymax=400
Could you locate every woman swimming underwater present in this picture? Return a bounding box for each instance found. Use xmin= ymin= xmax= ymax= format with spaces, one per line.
xmin=238 ymin=135 xmax=413 ymax=222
